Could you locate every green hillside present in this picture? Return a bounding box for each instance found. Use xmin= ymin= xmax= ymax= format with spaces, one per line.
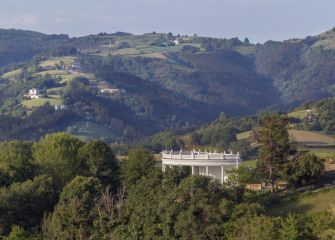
xmin=0 ymin=29 xmax=69 ymax=67
xmin=1 ymin=29 xmax=335 ymax=142
xmin=312 ymin=28 xmax=335 ymax=49
xmin=237 ymin=129 xmax=335 ymax=146
xmin=268 ymin=187 xmax=335 ymax=216
xmin=290 ymin=130 xmax=335 ymax=146
xmin=22 ymin=98 xmax=62 ymax=108
xmin=1 ymin=29 xmax=335 ymax=239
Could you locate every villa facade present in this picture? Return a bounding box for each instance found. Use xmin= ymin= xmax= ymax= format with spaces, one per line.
xmin=161 ymin=150 xmax=241 ymax=183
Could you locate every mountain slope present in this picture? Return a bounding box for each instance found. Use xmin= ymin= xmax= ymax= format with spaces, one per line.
xmin=0 ymin=29 xmax=70 ymax=68
xmin=255 ymin=30 xmax=335 ymax=104
xmin=1 ymin=29 xmax=335 ymax=142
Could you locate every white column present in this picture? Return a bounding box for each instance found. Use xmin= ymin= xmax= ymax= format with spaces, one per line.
xmin=191 ymin=166 xmax=195 ymax=176
xmin=221 ymin=166 xmax=224 ymax=184
xmin=206 ymin=166 xmax=209 ymax=176
xmin=162 ymin=164 xmax=166 ymax=172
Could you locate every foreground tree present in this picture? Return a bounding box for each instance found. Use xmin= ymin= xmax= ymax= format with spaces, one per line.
xmin=92 ymin=186 xmax=126 ymax=240
xmin=0 ymin=141 xmax=34 ymax=185
xmin=4 ymin=225 xmax=41 ymax=240
xmin=44 ymin=176 xmax=102 ymax=239
xmin=0 ymin=175 xmax=55 ymax=235
xmin=163 ymin=166 xmax=190 ymax=188
xmin=113 ymin=170 xmax=163 ymax=239
xmin=79 ymin=140 xmax=120 ymax=190
xmin=257 ymin=114 xmax=291 ymax=192
xmin=121 ymin=149 xmax=155 ymax=187
xmin=285 ymin=153 xmax=325 ymax=187
xmin=226 ymin=166 xmax=262 ymax=187
xmin=4 ymin=226 xmax=29 ymax=240
xmin=159 ymin=176 xmax=230 ymax=239
xmin=279 ymin=214 xmax=300 ymax=240
xmin=33 ymin=133 xmax=83 ymax=188
xmin=228 ymin=216 xmax=278 ymax=240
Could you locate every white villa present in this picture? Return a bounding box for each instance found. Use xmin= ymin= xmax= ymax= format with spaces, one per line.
xmin=25 ymin=88 xmax=40 ymax=99
xmin=161 ymin=149 xmax=241 ymax=183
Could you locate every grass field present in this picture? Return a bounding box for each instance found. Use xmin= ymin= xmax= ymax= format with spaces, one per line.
xmin=22 ymin=98 xmax=62 ymax=108
xmin=113 ymin=48 xmax=142 ymax=56
xmin=288 ymin=109 xmax=311 ymax=119
xmin=92 ymin=33 xmax=204 ymax=59
xmin=56 ymin=74 xmax=74 ymax=83
xmin=237 ymin=131 xmax=252 ymax=140
xmin=313 ymin=30 xmax=335 ymax=49
xmin=241 ymin=159 xmax=257 ymax=168
xmin=139 ymin=45 xmax=183 ymax=54
xmin=234 ymin=45 xmax=256 ymax=55
xmin=2 ymin=68 xmax=23 ymax=81
xmin=36 ymin=70 xmax=69 ymax=76
xmin=308 ymin=148 xmax=335 ymax=159
xmin=268 ymin=187 xmax=335 ymax=216
xmin=67 ymin=121 xmax=120 ymax=142
xmin=39 ymin=57 xmax=75 ymax=68
xmin=289 ymin=130 xmax=335 ymax=145
xmin=236 ymin=129 xmax=335 ymax=146
xmin=95 ymin=35 xmax=197 ymax=58
xmin=21 ymin=58 xmax=97 ymax=109
xmin=48 ymin=94 xmax=61 ymax=99
xmin=47 ymin=86 xmax=65 ymax=94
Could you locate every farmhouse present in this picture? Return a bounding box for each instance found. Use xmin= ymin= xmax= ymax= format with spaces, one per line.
xmin=100 ymin=88 xmax=125 ymax=94
xmin=172 ymin=39 xmax=180 ymax=45
xmin=161 ymin=150 xmax=241 ymax=183
xmin=54 ymin=105 xmax=68 ymax=111
xmin=24 ymin=88 xmax=40 ymax=99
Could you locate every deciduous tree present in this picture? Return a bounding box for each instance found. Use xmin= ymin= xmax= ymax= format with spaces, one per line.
xmin=33 ymin=133 xmax=84 ymax=188
xmin=79 ymin=140 xmax=120 ymax=190
xmin=121 ymin=149 xmax=155 ymax=187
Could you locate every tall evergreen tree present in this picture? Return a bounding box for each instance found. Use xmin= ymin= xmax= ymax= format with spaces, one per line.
xmin=258 ymin=114 xmax=290 ymax=192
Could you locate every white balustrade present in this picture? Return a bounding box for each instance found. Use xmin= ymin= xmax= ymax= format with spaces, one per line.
xmin=161 ymin=149 xmax=242 ymax=183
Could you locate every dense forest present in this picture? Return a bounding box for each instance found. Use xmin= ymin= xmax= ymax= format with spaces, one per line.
xmin=294 ymin=98 xmax=335 ymax=133
xmin=0 ymin=29 xmax=69 ymax=68
xmin=138 ymin=112 xmax=258 ymax=154
xmin=0 ymin=113 xmax=331 ymax=239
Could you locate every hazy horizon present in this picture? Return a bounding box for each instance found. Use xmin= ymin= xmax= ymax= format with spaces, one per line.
xmin=0 ymin=0 xmax=335 ymax=43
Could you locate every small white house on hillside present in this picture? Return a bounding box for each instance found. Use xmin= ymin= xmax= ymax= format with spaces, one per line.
xmin=100 ymin=88 xmax=125 ymax=95
xmin=54 ymin=105 xmax=68 ymax=111
xmin=172 ymin=39 xmax=180 ymax=45
xmin=24 ymin=88 xmax=40 ymax=99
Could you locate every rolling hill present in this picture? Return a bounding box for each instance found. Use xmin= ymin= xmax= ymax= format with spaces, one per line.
xmin=0 ymin=29 xmax=69 ymax=68
xmin=1 ymin=28 xmax=335 ymax=142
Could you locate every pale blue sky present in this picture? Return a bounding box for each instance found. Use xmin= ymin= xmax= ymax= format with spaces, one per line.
xmin=0 ymin=0 xmax=334 ymax=43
